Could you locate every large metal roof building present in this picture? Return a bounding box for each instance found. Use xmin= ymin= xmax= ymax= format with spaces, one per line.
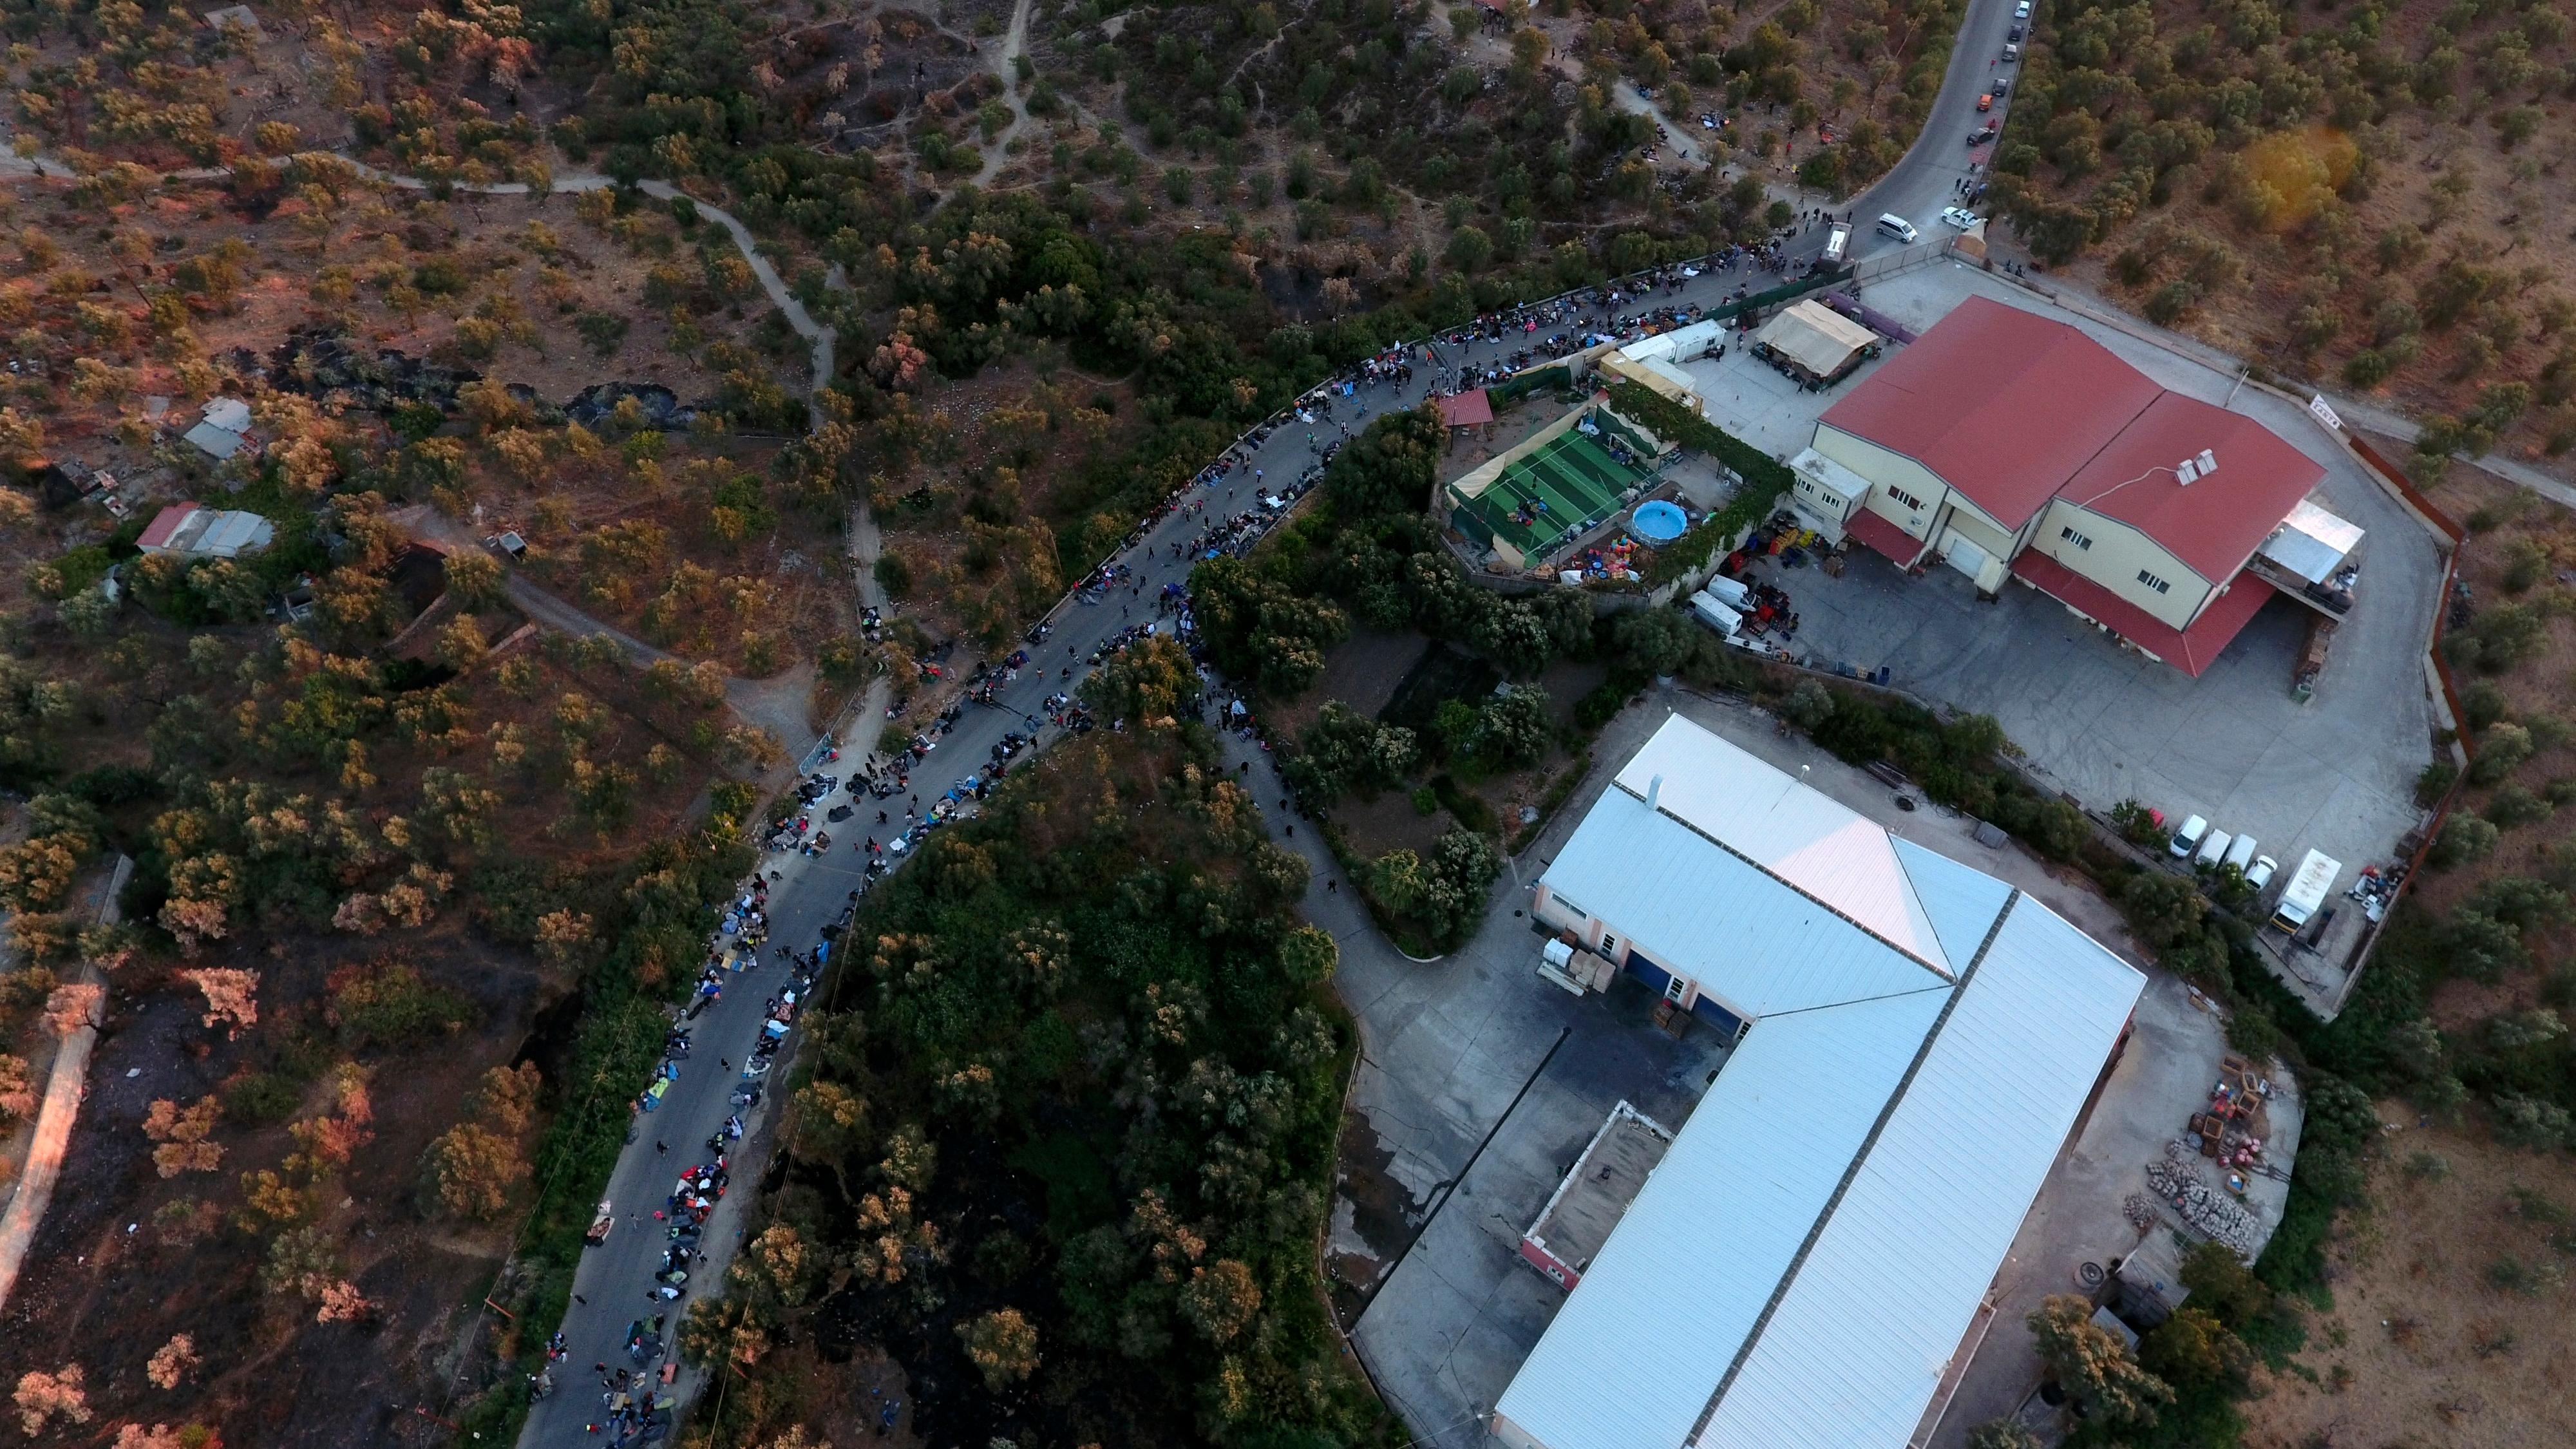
xmin=1497 ymin=715 xmax=2145 ymax=1449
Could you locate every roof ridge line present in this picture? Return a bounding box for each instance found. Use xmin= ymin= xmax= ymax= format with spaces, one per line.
xmin=1682 ymin=889 xmax=2024 ymax=1449
xmin=1745 ymin=981 xmax=1955 ymax=1021
xmin=1618 ymin=779 xmax=1955 ymax=983
xmin=2058 ymin=386 xmax=2186 ymax=507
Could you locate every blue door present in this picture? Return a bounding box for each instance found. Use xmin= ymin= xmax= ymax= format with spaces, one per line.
xmin=1690 ymin=992 xmax=1747 ymax=1042
xmin=1625 ymin=956 xmax=1671 ymax=995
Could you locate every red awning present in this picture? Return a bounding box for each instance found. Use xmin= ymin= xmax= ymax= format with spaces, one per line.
xmin=2011 ymin=553 xmax=2275 ymax=677
xmin=1841 ymin=507 xmax=1927 ymax=567
xmin=1438 ymin=388 xmax=1495 ymax=428
xmin=137 ymin=504 xmax=198 ymax=551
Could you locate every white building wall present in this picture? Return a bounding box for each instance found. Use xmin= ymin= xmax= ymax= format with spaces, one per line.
xmin=1814 ymin=425 xmax=1950 ymax=538
xmin=2029 ymin=499 xmax=2215 ymax=629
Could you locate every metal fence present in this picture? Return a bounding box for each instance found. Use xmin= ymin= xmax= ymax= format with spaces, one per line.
xmin=1851 ymin=236 xmax=1955 ymax=283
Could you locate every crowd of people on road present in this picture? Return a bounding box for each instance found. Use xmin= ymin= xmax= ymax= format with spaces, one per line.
xmin=553 ymin=880 xmax=844 ymax=1441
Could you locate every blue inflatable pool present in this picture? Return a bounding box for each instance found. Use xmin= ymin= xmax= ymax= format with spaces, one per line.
xmin=1633 ymin=500 xmax=1689 ymax=542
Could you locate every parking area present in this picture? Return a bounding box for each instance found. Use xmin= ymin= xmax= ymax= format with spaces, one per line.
xmin=1728 ymin=263 xmax=2442 ymax=1010
xmin=1775 ymin=552 xmax=2423 ymax=924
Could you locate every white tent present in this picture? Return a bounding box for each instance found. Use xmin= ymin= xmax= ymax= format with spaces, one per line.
xmin=1752 ymin=299 xmax=1878 ymax=381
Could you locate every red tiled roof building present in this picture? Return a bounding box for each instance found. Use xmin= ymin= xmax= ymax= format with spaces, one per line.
xmin=1805 ymin=298 xmax=2327 ymax=676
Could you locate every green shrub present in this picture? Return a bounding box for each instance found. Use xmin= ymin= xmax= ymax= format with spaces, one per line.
xmin=873 ymin=551 xmax=914 ymax=600
xmin=1283 ymin=703 xmax=1419 ymax=805
xmin=1574 ymin=668 xmax=1645 ymax=728
xmin=2485 ymin=782 xmax=2553 ymax=830
xmin=2499 ymin=537 xmax=2550 ymax=594
xmin=2428 ymin=813 xmax=2499 ymax=868
xmin=2110 ymin=799 xmax=2165 ymax=846
xmin=222 ymin=1071 xmax=305 ymax=1124
xmin=2468 ymin=721 xmax=2534 ymax=784
xmin=2256 ymin=1073 xmax=2376 ymax=1293
xmin=325 ymin=961 xmax=471 ymax=1052
xmin=2342 ymin=348 xmax=2392 ymax=388
xmin=2459 ymin=683 xmax=2510 ymax=731
xmin=2492 ymin=1092 xmax=2576 ymax=1150
xmin=2402 ymin=1150 xmax=2450 ymax=1181
xmin=1428 ymin=773 xmax=1497 ymax=835
xmin=2452 ymin=605 xmax=2549 ymax=676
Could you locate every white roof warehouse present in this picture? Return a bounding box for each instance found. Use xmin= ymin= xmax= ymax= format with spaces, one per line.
xmin=1496 ymin=715 xmax=2145 ymax=1449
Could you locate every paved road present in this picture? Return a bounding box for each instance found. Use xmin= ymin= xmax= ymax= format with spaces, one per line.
xmin=1587 ymin=0 xmax=2032 ymax=268
xmin=1804 ymin=0 xmax=2032 ymax=263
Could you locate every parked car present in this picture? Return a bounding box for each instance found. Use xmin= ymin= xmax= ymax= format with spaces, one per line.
xmin=1940 ymin=207 xmax=1980 ymax=229
xmin=1967 ymin=124 xmax=1999 ymax=146
xmin=2244 ymin=855 xmax=2280 ymax=891
xmin=2014 ymin=0 xmax=2031 ymax=15
xmin=1875 ymin=212 xmax=1920 ymax=243
xmin=2168 ymin=814 xmax=2209 ymax=859
xmin=1977 ymin=92 xmax=1994 ymax=111
xmin=2009 ymin=23 xmax=2024 ymax=41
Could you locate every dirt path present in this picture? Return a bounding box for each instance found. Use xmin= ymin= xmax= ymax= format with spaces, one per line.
xmin=0 ymin=859 xmax=126 ymax=1314
xmin=1603 ymin=73 xmax=1707 ymax=167
xmin=969 ymin=0 xmax=1039 ymax=188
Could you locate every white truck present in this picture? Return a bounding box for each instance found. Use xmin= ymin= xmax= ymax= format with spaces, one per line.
xmin=1689 ymin=590 xmax=1742 ymax=638
xmin=2269 ymin=849 xmax=2341 ymax=935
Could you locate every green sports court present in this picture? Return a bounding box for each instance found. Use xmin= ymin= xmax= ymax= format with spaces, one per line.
xmin=1448 ymin=415 xmax=1660 ymax=562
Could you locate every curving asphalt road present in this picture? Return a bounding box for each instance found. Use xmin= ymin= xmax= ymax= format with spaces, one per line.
xmin=1795 ymin=0 xmax=2034 ymax=263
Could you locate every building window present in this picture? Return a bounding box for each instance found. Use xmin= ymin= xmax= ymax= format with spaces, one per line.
xmin=1886 ymin=486 xmax=1925 ymax=512
xmin=2137 ymin=569 xmax=2171 ymax=594
xmin=2060 ymin=525 xmax=2093 ymax=551
xmin=1599 ymin=932 xmax=1621 ymax=957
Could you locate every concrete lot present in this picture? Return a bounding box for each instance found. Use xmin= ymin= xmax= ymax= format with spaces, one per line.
xmin=1927 ymin=974 xmax=2305 ymax=1448
xmin=1726 ymin=263 xmax=2441 ymax=1010
xmin=1669 ymin=330 xmax=1894 ymax=462
xmin=1256 ymin=688 xmax=2288 ymax=1449
xmin=1323 ymin=698 xmax=1736 ymax=1444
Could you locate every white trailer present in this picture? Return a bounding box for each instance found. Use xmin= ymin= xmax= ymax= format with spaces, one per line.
xmin=2269 ymin=849 xmax=2341 ymax=934
xmin=1689 ymin=591 xmax=1742 ymax=637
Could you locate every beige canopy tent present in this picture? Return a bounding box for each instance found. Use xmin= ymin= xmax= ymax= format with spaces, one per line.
xmin=1750 ymin=299 xmax=1878 ymax=383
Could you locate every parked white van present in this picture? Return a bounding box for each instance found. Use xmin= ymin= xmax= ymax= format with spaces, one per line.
xmin=1874 ymin=213 xmax=1919 ymax=244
